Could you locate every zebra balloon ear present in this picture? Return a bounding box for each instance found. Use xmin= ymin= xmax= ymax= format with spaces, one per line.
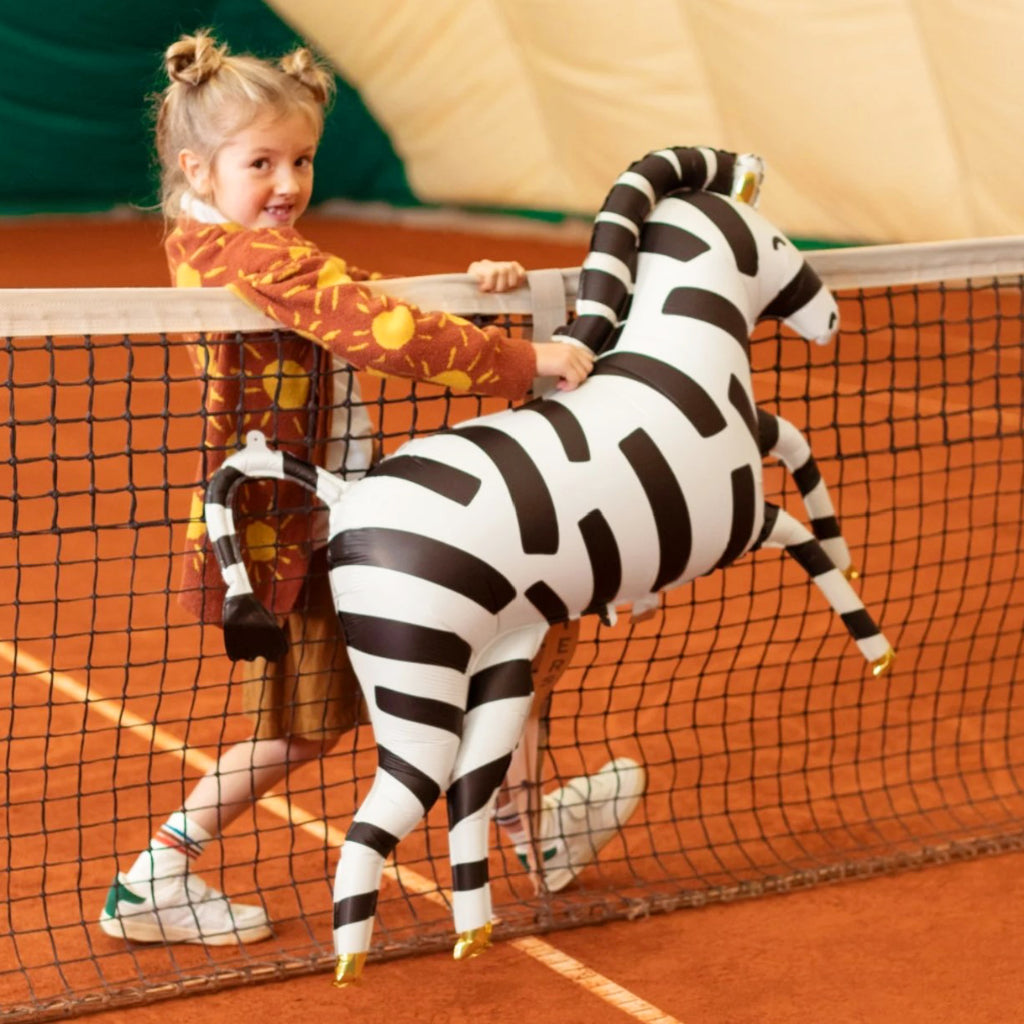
xmin=221 ymin=593 xmax=289 ymax=662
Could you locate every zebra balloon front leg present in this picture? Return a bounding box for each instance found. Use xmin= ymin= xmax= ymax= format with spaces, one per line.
xmin=757 ymin=409 xmax=853 ymax=577
xmin=758 ymin=504 xmax=895 ymax=676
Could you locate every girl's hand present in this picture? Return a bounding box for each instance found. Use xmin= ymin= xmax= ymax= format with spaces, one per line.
xmin=467 ymin=259 xmax=526 ymax=293
xmin=532 ymin=341 xmax=595 ymax=391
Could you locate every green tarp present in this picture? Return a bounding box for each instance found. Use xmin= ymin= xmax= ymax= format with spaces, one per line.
xmin=0 ymin=0 xmax=416 ymax=215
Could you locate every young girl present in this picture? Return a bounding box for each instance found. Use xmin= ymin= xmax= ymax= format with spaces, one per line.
xmin=99 ymin=30 xmax=642 ymax=946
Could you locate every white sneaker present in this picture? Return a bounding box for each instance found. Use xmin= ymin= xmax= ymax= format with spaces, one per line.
xmin=98 ymin=872 xmax=272 ymax=946
xmin=516 ymin=757 xmax=646 ymax=893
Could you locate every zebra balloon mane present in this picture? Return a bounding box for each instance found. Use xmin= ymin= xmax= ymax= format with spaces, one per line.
xmin=203 ymin=146 xmax=894 ymax=986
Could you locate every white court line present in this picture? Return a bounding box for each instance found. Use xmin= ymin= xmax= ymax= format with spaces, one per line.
xmin=0 ymin=640 xmax=686 ymax=1024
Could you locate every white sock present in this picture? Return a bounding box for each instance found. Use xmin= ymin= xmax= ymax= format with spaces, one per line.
xmin=495 ymin=801 xmax=530 ymax=848
xmin=124 ymin=811 xmax=214 ymax=886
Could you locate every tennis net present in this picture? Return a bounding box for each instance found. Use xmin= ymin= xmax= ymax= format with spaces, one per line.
xmin=2 ymin=238 xmax=1023 ymax=1020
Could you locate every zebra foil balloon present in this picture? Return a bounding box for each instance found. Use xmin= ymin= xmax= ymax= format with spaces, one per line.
xmin=203 ymin=146 xmax=894 ymax=987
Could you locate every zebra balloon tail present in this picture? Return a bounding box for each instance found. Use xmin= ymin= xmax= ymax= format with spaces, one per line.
xmin=203 ymin=430 xmax=350 ymax=662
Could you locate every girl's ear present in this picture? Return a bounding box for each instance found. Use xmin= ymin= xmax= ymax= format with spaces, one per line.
xmin=179 ymin=149 xmax=211 ymax=197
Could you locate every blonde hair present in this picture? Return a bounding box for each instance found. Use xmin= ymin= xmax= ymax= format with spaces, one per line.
xmin=154 ymin=29 xmax=335 ymax=218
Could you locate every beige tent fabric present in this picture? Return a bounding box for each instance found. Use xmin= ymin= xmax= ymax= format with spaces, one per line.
xmin=269 ymin=0 xmax=1024 ymax=243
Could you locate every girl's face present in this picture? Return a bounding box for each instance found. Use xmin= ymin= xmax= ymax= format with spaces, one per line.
xmin=181 ymin=108 xmax=318 ymax=229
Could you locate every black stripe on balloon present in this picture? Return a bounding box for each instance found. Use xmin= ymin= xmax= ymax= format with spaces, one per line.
xmin=377 ymin=745 xmax=441 ymax=811
xmin=592 ymin=352 xmax=727 ymax=438
xmin=716 ymin=464 xmax=757 ymax=570
xmin=787 ymin=539 xmax=836 ymax=579
xmin=374 ymin=685 xmax=464 ymax=736
xmin=704 ymin=150 xmax=734 ymax=194
xmin=340 ymin=611 xmax=470 ymax=672
xmin=662 ymin=286 xmax=750 ymax=354
xmin=590 ymin=219 xmax=639 ymax=260
xmin=520 ymin=399 xmax=591 ymax=462
xmin=728 ymin=375 xmax=759 ymax=447
xmin=841 ymin=608 xmax=878 ymax=642
xmin=603 ymin=182 xmax=653 ymax=229
xmin=447 ymin=754 xmax=513 ymax=827
xmin=525 ymin=580 xmax=569 ymax=623
xmin=453 ymin=425 xmax=559 ymax=554
xmin=467 ymin=660 xmax=533 ymax=710
xmin=673 ymin=146 xmax=714 ymax=189
xmin=579 ymin=509 xmax=622 ymax=616
xmin=368 ymin=455 xmax=481 ymax=506
xmin=793 ymin=457 xmax=822 ymax=497
xmin=761 ymin=262 xmax=824 ymax=321
xmin=577 ymin=267 xmax=630 ymax=315
xmin=328 ymin=527 xmax=515 ymax=614
xmin=756 ymin=408 xmax=779 ymax=456
xmin=634 ymin=150 xmax=690 ymax=194
xmin=345 ymin=820 xmax=399 ymax=859
xmin=212 ymin=534 xmax=240 ymax=570
xmin=333 ymin=891 xmax=378 ymax=929
xmin=618 ymin=427 xmax=691 ymax=591
xmin=639 ymin=221 xmax=711 ymax=263
xmin=753 ymin=502 xmax=780 ymax=550
xmin=679 ymin=191 xmax=759 ymax=276
xmin=206 ymin=464 xmax=245 ymax=505
xmin=563 ymin=313 xmax=620 ymax=353
xmin=812 ymin=516 xmax=842 ymax=542
xmin=451 ymin=859 xmax=489 ymax=892
xmin=281 ymin=451 xmax=319 ymax=491
xmin=604 ymin=321 xmax=626 ymax=354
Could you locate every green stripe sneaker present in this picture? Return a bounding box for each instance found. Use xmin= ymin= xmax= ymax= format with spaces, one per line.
xmin=98 ymin=872 xmax=272 ymax=946
xmin=516 ymin=757 xmax=645 ymax=893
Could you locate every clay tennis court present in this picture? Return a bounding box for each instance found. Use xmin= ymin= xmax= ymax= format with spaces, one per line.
xmin=2 ymin=213 xmax=1023 ymax=1024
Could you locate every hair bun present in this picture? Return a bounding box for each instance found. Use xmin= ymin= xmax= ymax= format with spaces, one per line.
xmin=165 ymin=30 xmax=226 ymax=86
xmin=279 ymin=47 xmax=334 ymax=106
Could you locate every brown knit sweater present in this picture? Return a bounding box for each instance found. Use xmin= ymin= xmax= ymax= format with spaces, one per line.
xmin=168 ymin=218 xmax=536 ymax=622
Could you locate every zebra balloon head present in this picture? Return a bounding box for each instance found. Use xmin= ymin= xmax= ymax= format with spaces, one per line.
xmin=754 ymin=228 xmax=839 ymax=347
xmin=555 ymin=146 xmax=840 ymax=355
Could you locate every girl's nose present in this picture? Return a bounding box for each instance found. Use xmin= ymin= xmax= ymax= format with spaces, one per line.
xmin=275 ymin=168 xmax=300 ymax=195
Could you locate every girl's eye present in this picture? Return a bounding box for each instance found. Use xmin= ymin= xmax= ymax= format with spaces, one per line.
xmin=251 ymin=158 xmax=270 ymax=170
xmin=295 ymin=156 xmax=312 ymax=168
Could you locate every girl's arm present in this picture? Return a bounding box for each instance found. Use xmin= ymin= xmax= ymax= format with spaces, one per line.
xmin=219 ymin=232 xmax=539 ymax=400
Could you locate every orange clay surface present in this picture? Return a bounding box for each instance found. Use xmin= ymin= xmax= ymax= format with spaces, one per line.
xmin=2 ymin=212 xmax=1023 ymax=1024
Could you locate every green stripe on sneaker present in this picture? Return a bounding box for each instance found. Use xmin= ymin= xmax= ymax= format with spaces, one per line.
xmin=516 ymin=847 xmax=559 ymax=869
xmin=104 ymin=878 xmax=145 ymax=917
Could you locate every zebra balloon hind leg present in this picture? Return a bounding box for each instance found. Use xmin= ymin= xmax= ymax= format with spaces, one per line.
xmin=330 ymin=625 xmax=542 ymax=984
xmin=756 ymin=408 xmax=855 ymax=579
xmin=447 ymin=636 xmax=538 ymax=959
xmin=757 ymin=504 xmax=895 ymax=677
xmin=330 ymin=649 xmax=464 ymax=988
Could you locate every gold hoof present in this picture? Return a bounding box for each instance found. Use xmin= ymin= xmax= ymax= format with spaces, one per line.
xmin=871 ymin=648 xmax=896 ymax=677
xmin=843 ymin=565 xmax=860 ymax=581
xmin=453 ymin=921 xmax=493 ymax=961
xmin=333 ymin=952 xmax=367 ymax=989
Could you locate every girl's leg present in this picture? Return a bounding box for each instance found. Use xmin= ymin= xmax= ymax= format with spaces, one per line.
xmin=180 ymin=734 xmax=326 ymax=836
xmin=101 ymin=572 xmax=360 ymax=945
